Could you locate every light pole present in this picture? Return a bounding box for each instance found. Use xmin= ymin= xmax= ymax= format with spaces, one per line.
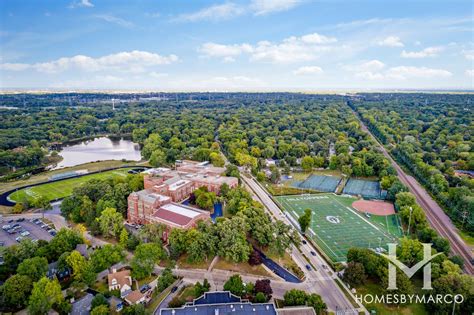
xmin=407 ymin=206 xmax=413 ymax=235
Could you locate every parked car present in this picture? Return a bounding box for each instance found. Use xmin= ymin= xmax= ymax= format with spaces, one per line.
xmin=12 ymin=223 xmax=20 ymax=228
xmin=0 ymin=241 xmax=5 ymax=246
xmin=310 ymin=251 xmax=316 ymax=256
xmin=302 ymin=240 xmax=307 ymax=245
xmin=7 ymin=228 xmax=17 ymax=234
xmin=16 ymin=218 xmax=25 ymax=222
xmin=16 ymin=236 xmax=23 ymax=242
xmin=140 ymin=284 xmax=151 ymax=293
xmin=35 ymin=220 xmax=43 ymax=225
xmin=20 ymin=231 xmax=30 ymax=237
xmin=50 ymin=231 xmax=57 ymax=236
xmin=7 ymin=219 xmax=14 ymax=223
xmin=171 ymin=286 xmax=178 ymax=293
xmin=2 ymin=224 xmax=11 ymax=230
xmin=305 ymin=265 xmax=312 ymax=271
xmin=41 ymin=224 xmax=49 ymax=229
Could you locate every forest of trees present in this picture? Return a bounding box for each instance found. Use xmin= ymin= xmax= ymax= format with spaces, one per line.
xmin=1 ymin=93 xmax=394 ymax=185
xmin=349 ymin=93 xmax=474 ymax=233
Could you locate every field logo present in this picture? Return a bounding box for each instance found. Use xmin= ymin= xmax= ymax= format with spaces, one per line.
xmin=382 ymin=243 xmax=442 ymax=290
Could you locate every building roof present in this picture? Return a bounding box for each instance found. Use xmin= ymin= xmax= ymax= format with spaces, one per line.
xmin=151 ymin=203 xmax=204 ymax=227
xmin=133 ymin=189 xmax=171 ymax=204
xmin=160 ymin=291 xmax=277 ymax=315
xmin=277 ymin=306 xmax=316 ymax=315
xmin=124 ymin=290 xmax=145 ymax=304
xmin=107 ymin=269 xmax=132 ymax=288
xmin=72 ymin=293 xmax=93 ymax=315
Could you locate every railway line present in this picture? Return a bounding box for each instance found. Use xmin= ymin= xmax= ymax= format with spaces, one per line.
xmin=351 ymin=107 xmax=474 ymax=275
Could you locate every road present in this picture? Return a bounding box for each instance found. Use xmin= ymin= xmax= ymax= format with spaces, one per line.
xmin=240 ymin=174 xmax=366 ymax=314
xmin=353 ymin=109 xmax=474 ymax=275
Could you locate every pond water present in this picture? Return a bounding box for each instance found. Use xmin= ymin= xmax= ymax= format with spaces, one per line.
xmin=53 ymin=137 xmax=141 ymax=169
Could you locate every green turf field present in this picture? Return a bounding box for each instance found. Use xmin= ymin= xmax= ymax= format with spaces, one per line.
xmin=275 ymin=193 xmax=403 ymax=262
xmin=8 ymin=168 xmax=133 ymax=203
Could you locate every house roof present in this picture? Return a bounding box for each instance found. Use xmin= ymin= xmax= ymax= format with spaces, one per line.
xmin=124 ymin=290 xmax=145 ymax=304
xmin=107 ymin=269 xmax=132 ymax=288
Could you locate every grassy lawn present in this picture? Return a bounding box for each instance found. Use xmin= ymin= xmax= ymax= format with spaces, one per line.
xmin=265 ymin=250 xmax=305 ymax=280
xmin=214 ymin=259 xmax=272 ymax=277
xmin=0 ymin=160 xmax=142 ymax=194
xmin=92 ymin=279 xmax=109 ymax=294
xmin=276 ymin=194 xmax=401 ymax=263
xmin=145 ymin=283 xmax=174 ymax=312
xmin=355 ymin=280 xmax=428 ymax=315
xmin=8 ymin=167 xmax=135 ymax=204
xmin=176 ymin=254 xmax=213 ymax=270
xmin=458 ymin=230 xmax=474 ymax=248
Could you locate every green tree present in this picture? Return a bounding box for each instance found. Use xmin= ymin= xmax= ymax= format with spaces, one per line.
xmin=28 ymin=277 xmax=63 ymax=315
xmin=91 ymin=304 xmax=109 ymax=315
xmin=149 ymin=149 xmax=166 ymax=167
xmin=131 ymin=243 xmax=164 ymax=279
xmin=301 ymin=156 xmax=314 ymax=172
xmin=17 ymin=256 xmax=48 ymax=282
xmin=91 ymin=294 xmax=109 ymax=309
xmin=66 ymin=250 xmax=97 ymax=285
xmin=216 ymin=217 xmax=251 ymax=263
xmin=223 ymin=275 xmax=245 ymax=296
xmin=98 ymin=207 xmax=124 ymax=239
xmin=119 ymin=228 xmax=129 ymax=247
xmin=298 ymin=208 xmax=312 ymax=233
xmin=157 ymin=268 xmax=175 ymax=292
xmin=283 ymin=289 xmax=308 ymax=306
xmin=0 ymin=274 xmax=32 ymax=310
xmin=342 ymin=262 xmax=367 ymax=287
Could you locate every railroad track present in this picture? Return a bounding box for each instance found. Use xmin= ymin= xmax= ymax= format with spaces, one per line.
xmin=350 ymin=107 xmax=473 ymax=275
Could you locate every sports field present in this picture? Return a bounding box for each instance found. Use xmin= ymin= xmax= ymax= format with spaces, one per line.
xmin=275 ymin=193 xmax=402 ymax=262
xmin=8 ymin=168 xmax=134 ymax=203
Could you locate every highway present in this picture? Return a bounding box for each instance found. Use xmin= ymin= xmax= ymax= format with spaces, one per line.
xmin=240 ymin=174 xmax=366 ymax=314
xmin=353 ymin=109 xmax=474 ymax=275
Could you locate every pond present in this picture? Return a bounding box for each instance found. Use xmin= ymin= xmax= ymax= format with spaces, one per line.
xmin=53 ymin=137 xmax=142 ymax=169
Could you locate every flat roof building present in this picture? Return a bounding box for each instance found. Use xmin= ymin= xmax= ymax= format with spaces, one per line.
xmin=160 ymin=291 xmax=277 ymax=315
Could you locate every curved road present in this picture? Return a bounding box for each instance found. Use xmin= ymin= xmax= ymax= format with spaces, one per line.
xmin=353 ymin=108 xmax=473 ymax=275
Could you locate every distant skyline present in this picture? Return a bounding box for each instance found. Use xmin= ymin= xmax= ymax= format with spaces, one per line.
xmin=0 ymin=0 xmax=473 ymax=91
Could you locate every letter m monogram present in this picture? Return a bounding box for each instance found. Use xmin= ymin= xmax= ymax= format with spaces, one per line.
xmin=382 ymin=243 xmax=442 ymax=290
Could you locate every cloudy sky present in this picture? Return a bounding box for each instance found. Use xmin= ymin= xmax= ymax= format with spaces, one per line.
xmin=0 ymin=0 xmax=472 ymax=91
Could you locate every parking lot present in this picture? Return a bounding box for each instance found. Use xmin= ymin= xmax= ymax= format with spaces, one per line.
xmin=1 ymin=218 xmax=56 ymax=247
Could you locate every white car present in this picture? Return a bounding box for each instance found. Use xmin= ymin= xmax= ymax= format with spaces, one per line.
xmin=16 ymin=236 xmax=23 ymax=242
xmin=20 ymin=231 xmax=30 ymax=237
xmin=2 ymin=224 xmax=11 ymax=230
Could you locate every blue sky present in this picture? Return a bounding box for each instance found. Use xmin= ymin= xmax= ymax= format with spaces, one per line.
xmin=0 ymin=0 xmax=472 ymax=90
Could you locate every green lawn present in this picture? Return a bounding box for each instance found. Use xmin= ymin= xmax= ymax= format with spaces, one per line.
xmin=275 ymin=193 xmax=401 ymax=262
xmin=9 ymin=168 xmax=134 ymax=203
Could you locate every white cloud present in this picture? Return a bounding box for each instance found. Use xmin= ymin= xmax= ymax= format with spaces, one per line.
xmin=401 ymin=46 xmax=443 ymax=58
xmin=94 ymin=15 xmax=134 ymax=28
xmin=69 ymin=0 xmax=94 ymax=8
xmin=465 ymin=69 xmax=474 ymax=77
xmin=344 ymin=60 xmax=385 ymax=72
xmin=198 ymin=42 xmax=253 ymax=59
xmin=378 ymin=36 xmax=404 ymax=47
xmin=386 ymin=66 xmax=452 ymax=79
xmin=462 ymin=49 xmax=474 ymax=60
xmin=250 ymin=0 xmax=301 ymax=16
xmin=175 ymin=3 xmax=245 ymax=22
xmin=0 ymin=50 xmax=178 ymax=74
xmin=293 ymin=66 xmax=323 ymax=75
xmin=199 ymin=32 xmax=338 ymax=63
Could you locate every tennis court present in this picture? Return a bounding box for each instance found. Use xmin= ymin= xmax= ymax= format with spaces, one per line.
xmin=275 ymin=193 xmax=402 ymax=262
xmin=291 ymin=174 xmax=341 ymax=192
xmin=343 ymin=178 xmax=382 ymax=199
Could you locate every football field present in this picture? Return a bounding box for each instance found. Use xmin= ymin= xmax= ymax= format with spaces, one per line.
xmin=8 ymin=168 xmax=133 ymax=204
xmin=275 ymin=193 xmax=402 ymax=262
